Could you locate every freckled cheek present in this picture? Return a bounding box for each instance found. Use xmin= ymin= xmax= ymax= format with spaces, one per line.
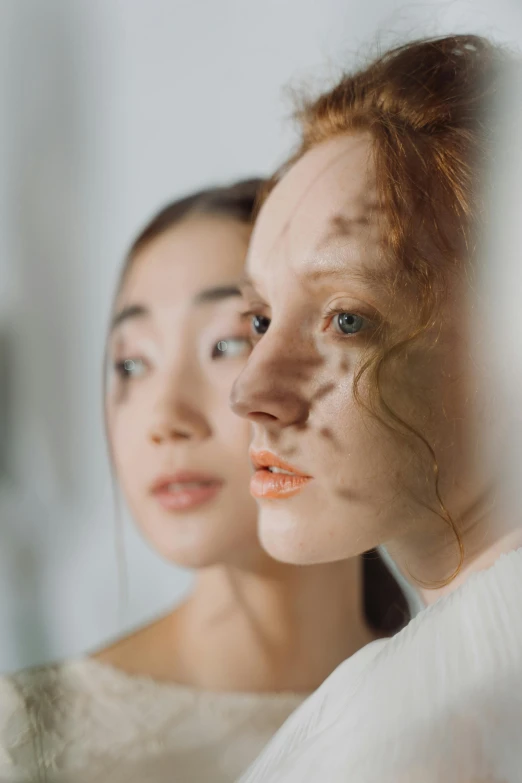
xmin=316 ymin=372 xmax=358 ymax=428
xmin=314 ymin=377 xmax=404 ymax=490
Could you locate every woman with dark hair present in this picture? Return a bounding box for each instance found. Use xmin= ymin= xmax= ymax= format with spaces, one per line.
xmin=0 ymin=179 xmax=406 ymax=782
xmin=232 ymin=37 xmax=522 ymax=782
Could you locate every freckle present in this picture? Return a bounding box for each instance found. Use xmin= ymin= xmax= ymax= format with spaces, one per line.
xmin=312 ymin=383 xmax=335 ymax=404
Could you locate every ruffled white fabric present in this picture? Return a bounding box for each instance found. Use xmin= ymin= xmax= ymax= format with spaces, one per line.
xmin=240 ymin=547 xmax=522 ymax=783
xmin=0 ymin=657 xmax=304 ymax=782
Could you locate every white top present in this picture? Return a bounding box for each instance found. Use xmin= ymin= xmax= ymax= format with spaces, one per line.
xmin=240 ymin=547 xmax=522 ymax=783
xmin=0 ymin=658 xmax=304 ymax=782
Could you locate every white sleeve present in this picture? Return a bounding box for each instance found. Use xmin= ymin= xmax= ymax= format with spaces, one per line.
xmin=239 ymin=639 xmax=388 ymax=783
xmin=273 ymin=677 xmax=522 ymax=783
xmin=0 ymin=674 xmax=37 ymax=782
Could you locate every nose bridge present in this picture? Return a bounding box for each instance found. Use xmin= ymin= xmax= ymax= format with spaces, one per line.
xmin=150 ymin=342 xmax=210 ymax=443
xmin=231 ymin=323 xmax=316 ymax=427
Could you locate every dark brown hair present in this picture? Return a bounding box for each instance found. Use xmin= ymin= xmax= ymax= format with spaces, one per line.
xmin=266 ymin=35 xmax=506 ymax=583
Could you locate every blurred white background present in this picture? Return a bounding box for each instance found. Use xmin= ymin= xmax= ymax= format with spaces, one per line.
xmin=0 ymin=0 xmax=521 ymax=672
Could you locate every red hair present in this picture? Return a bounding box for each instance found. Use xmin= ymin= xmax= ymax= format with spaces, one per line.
xmin=269 ymin=35 xmax=507 ymax=583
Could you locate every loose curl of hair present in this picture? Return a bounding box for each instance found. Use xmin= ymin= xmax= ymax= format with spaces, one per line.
xmin=261 ymin=35 xmax=507 ymax=586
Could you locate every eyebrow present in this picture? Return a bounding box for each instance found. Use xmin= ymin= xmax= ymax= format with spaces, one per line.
xmin=237 ymin=275 xmax=254 ymax=293
xmin=111 ymin=304 xmax=149 ymax=331
xmin=111 ymin=285 xmax=242 ymax=332
xmin=240 ymin=254 xmax=390 ymax=306
xmin=305 ymin=264 xmax=373 ymax=284
xmin=192 ymin=284 xmax=241 ymax=304
xmin=302 ymin=261 xmax=393 ymax=306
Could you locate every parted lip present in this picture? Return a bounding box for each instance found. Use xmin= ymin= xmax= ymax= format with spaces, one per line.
xmin=150 ymin=471 xmax=223 ymax=494
xmin=249 ymin=450 xmax=311 ymax=477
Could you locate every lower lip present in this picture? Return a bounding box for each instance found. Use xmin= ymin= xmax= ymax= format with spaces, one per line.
xmin=153 ymin=483 xmax=223 ymax=511
xmin=250 ymin=470 xmax=311 ymax=500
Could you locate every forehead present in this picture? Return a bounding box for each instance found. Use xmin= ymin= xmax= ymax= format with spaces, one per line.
xmin=121 ymin=215 xmax=250 ymax=308
xmin=248 ymin=133 xmax=383 ymax=284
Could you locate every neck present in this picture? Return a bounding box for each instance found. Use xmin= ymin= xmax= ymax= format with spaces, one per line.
xmin=387 ymin=495 xmax=522 ymax=607
xmin=171 ymin=553 xmax=377 ymax=693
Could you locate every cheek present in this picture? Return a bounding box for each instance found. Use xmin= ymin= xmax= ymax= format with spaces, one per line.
xmin=312 ymin=366 xmax=422 ymax=502
xmin=387 ymin=339 xmax=469 ymax=460
xmin=212 ymin=365 xmax=253 ymax=445
xmin=215 ymin=405 xmax=253 ymax=463
xmin=108 ymin=398 xmax=148 ymax=483
xmin=314 ymin=369 xmax=366 ymax=454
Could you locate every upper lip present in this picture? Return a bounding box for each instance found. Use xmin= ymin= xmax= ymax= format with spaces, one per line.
xmin=150 ymin=471 xmax=223 ymax=493
xmin=249 ymin=449 xmax=311 ymax=477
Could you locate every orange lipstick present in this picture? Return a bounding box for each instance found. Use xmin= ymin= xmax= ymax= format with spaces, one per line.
xmin=250 ymin=450 xmax=312 ymax=499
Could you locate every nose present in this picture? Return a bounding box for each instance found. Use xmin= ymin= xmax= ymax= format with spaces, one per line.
xmin=149 ymin=392 xmax=211 ymax=445
xmin=230 ymin=335 xmax=311 ymax=429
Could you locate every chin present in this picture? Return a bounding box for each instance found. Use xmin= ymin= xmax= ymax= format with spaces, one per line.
xmin=258 ymin=504 xmax=363 ymax=566
xmin=257 ymin=507 xmax=320 ymax=565
xmin=139 ymin=527 xmax=220 ymax=570
xmin=158 ymin=534 xmax=263 ymax=571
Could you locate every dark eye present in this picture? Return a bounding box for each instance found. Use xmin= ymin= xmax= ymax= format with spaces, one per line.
xmin=212 ymin=337 xmax=252 ymax=359
xmin=333 ymin=313 xmax=366 ymax=335
xmin=252 ymin=315 xmax=270 ymax=335
xmin=114 ymin=357 xmax=147 ymax=379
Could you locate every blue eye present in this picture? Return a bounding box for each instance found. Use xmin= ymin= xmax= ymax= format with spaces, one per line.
xmin=114 ymin=358 xmax=147 ymax=379
xmin=212 ymin=337 xmax=252 ymax=359
xmin=251 ymin=315 xmax=270 ymax=335
xmin=333 ymin=313 xmax=366 ymax=335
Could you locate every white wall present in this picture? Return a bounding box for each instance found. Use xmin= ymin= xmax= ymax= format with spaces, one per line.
xmin=1 ymin=0 xmax=520 ymax=672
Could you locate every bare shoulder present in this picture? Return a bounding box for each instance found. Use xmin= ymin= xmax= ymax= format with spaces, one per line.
xmin=91 ymin=607 xmax=182 ymax=680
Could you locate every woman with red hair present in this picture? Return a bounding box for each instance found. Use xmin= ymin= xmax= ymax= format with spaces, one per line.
xmin=233 ymin=35 xmax=522 ymax=781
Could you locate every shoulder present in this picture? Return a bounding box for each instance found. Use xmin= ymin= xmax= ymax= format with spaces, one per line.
xmin=239 ymin=638 xmax=388 ymax=783
xmin=0 ymin=657 xmax=136 ymax=778
xmin=259 ymin=551 xmax=522 ymax=782
xmin=91 ymin=611 xmax=179 ymax=679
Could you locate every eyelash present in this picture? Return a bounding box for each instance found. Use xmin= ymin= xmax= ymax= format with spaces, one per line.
xmin=241 ymin=306 xmax=375 ymax=342
xmin=323 ymin=305 xmax=374 ymax=339
xmin=211 ymin=336 xmax=252 ymax=360
xmin=240 ymin=309 xmax=261 ymax=322
xmin=240 ymin=309 xmax=269 ymax=340
xmin=113 ymin=357 xmax=148 ymax=381
xmin=112 ymin=332 xmax=251 ymax=381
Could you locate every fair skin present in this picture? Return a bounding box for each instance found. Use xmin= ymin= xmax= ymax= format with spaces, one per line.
xmin=231 ymin=133 xmax=522 ymax=605
xmin=95 ymin=214 xmax=377 ymax=692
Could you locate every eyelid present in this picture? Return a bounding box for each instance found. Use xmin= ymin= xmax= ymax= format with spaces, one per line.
xmin=322 ymin=304 xmax=378 ymax=340
xmin=239 ymin=308 xmax=271 ymax=330
xmin=240 ymin=297 xmax=269 ymax=312
xmin=111 ymin=353 xmax=151 ymax=381
xmin=211 ymin=335 xmax=252 ymax=359
xmin=323 ymin=295 xmax=381 ymax=323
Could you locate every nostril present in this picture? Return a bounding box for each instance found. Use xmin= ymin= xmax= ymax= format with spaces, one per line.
xmin=247 ymin=411 xmax=279 ymax=424
xmin=149 ymin=427 xmax=192 ymax=444
xmin=174 ymin=429 xmax=192 ymax=440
